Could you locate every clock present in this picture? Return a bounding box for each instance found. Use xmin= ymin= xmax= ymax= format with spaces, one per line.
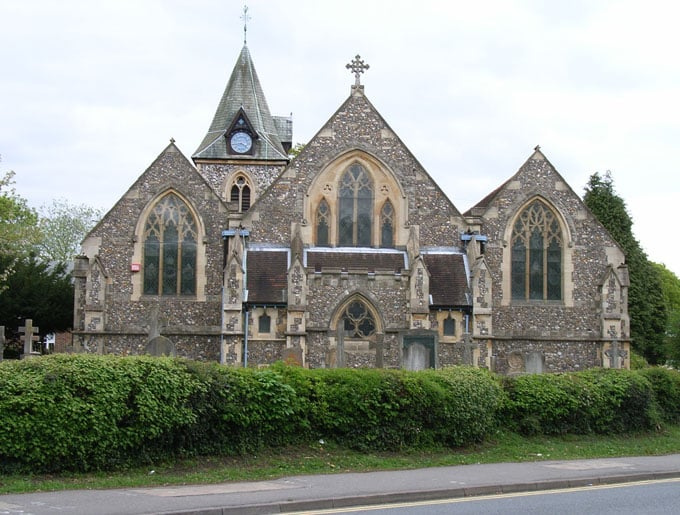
xmin=230 ymin=132 xmax=252 ymax=154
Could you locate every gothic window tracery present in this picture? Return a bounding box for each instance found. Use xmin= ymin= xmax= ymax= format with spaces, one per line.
xmin=342 ymin=300 xmax=376 ymax=338
xmin=143 ymin=193 xmax=197 ymax=296
xmin=511 ymin=200 xmax=562 ymax=301
xmin=230 ymin=175 xmax=251 ymax=212
xmin=339 ymin=164 xmax=373 ymax=246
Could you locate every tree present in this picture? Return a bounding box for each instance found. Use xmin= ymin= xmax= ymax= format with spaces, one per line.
xmin=0 ymin=168 xmax=40 ymax=293
xmin=37 ymin=198 xmax=102 ymax=264
xmin=0 ymin=253 xmax=74 ymax=356
xmin=652 ymin=262 xmax=680 ymax=365
xmin=288 ymin=142 xmax=305 ymax=158
xmin=584 ymin=171 xmax=668 ymax=364
xmin=0 ymin=170 xmax=40 ymax=255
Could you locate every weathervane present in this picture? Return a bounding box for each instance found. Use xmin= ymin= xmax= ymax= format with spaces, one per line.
xmin=241 ymin=3 xmax=251 ymax=44
xmin=346 ymin=55 xmax=369 ymax=86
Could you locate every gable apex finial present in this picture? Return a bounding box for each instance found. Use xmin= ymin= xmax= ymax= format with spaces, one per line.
xmin=346 ymin=54 xmax=370 ymax=87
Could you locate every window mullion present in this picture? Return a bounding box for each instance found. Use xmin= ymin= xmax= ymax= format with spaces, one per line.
xmin=524 ymin=235 xmax=530 ymax=300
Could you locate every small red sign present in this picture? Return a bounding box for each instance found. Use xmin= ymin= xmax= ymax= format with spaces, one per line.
xmin=130 ymin=263 xmax=141 ymax=272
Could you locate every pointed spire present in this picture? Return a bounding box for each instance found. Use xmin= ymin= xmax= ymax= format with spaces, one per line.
xmin=193 ymin=45 xmax=291 ymax=161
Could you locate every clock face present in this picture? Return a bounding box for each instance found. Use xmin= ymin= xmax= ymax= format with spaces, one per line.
xmin=230 ymin=132 xmax=252 ymax=154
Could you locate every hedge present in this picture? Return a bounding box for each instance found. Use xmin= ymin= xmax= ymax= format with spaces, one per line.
xmin=502 ymin=368 xmax=660 ymax=435
xmin=275 ymin=365 xmax=504 ymax=451
xmin=2 ymin=355 xmax=678 ymax=474
xmin=0 ymin=355 xmax=203 ymax=472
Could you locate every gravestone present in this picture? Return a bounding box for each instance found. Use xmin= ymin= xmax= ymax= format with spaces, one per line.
xmin=462 ymin=333 xmax=475 ymax=366
xmin=19 ymin=319 xmax=41 ymax=359
xmin=525 ymin=351 xmax=545 ymax=374
xmin=282 ymin=346 xmax=303 ymax=366
xmin=144 ymin=306 xmax=176 ymax=357
xmin=604 ymin=338 xmax=625 ymax=369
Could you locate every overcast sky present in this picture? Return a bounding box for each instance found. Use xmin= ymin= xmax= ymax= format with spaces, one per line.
xmin=1 ymin=0 xmax=679 ymax=275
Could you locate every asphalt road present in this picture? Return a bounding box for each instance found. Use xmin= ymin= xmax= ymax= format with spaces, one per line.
xmin=295 ymin=478 xmax=680 ymax=514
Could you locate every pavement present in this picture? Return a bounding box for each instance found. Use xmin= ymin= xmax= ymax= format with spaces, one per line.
xmin=2 ymin=454 xmax=680 ymax=515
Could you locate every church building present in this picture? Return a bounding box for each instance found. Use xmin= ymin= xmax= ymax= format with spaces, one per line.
xmin=72 ymin=44 xmax=631 ymax=373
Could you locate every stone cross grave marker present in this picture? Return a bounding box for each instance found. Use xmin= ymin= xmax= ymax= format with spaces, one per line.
xmin=19 ymin=319 xmax=40 ymax=358
xmin=462 ymin=332 xmax=475 ymax=366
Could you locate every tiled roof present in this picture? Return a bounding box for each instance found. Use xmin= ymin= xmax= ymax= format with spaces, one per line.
xmin=305 ymin=249 xmax=408 ymax=272
xmin=246 ymin=249 xmax=288 ymax=304
xmin=422 ymin=252 xmax=470 ymax=307
xmin=193 ymin=46 xmax=289 ymax=161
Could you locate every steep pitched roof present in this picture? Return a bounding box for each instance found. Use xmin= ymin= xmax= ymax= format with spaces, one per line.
xmin=422 ymin=252 xmax=471 ymax=307
xmin=463 ymin=147 xmax=545 ymax=217
xmin=246 ymin=249 xmax=289 ymax=304
xmin=193 ymin=45 xmax=289 ymax=161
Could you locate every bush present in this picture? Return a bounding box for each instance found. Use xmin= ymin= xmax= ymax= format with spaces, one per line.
xmin=296 ymin=366 xmax=504 ymax=451
xmin=638 ymin=367 xmax=680 ymax=423
xmin=0 ymin=355 xmax=203 ymax=473
xmin=502 ymin=369 xmax=659 ymax=435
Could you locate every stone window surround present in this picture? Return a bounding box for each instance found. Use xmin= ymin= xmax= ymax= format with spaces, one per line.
xmin=305 ymin=150 xmax=407 ymax=248
xmin=226 ymin=170 xmax=255 ymax=212
xmin=130 ymin=188 xmax=208 ymax=302
xmin=500 ymin=194 xmax=574 ymax=307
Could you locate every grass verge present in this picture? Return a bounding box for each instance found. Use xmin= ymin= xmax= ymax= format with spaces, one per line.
xmin=2 ymin=425 xmax=680 ymax=495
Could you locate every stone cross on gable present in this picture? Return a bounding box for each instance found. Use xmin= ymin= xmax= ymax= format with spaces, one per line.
xmin=19 ymin=319 xmax=40 ymax=358
xmin=346 ymin=55 xmax=369 ymax=86
xmin=0 ymin=325 xmax=5 ymax=361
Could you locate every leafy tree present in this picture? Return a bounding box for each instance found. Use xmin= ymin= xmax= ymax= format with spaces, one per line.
xmin=584 ymin=171 xmax=668 ymax=364
xmin=653 ymin=262 xmax=680 ymax=365
xmin=37 ymin=198 xmax=102 ymax=264
xmin=288 ymin=142 xmax=305 ymax=158
xmin=0 ymin=168 xmax=40 ymax=293
xmin=0 ymin=253 xmax=74 ymax=356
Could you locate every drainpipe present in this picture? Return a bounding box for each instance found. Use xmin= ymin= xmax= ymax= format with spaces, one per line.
xmin=243 ymin=308 xmax=249 ymax=368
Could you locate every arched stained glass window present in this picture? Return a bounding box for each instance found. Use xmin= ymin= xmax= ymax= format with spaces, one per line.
xmin=230 ymin=175 xmax=251 ymax=212
xmin=338 ymin=164 xmax=373 ymax=246
xmin=342 ymin=300 xmax=376 ymax=338
xmin=316 ymin=198 xmax=330 ymax=246
xmin=143 ymin=193 xmax=197 ymax=296
xmin=511 ymin=200 xmax=562 ymax=301
xmin=380 ymin=199 xmax=394 ymax=248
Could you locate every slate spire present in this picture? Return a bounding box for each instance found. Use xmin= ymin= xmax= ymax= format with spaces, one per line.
xmin=193 ymin=45 xmax=291 ymax=161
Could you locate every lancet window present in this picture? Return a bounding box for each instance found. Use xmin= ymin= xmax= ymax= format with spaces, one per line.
xmin=380 ymin=199 xmax=395 ymax=248
xmin=338 ymin=164 xmax=373 ymax=246
xmin=316 ymin=199 xmax=330 ymax=246
xmin=230 ymin=175 xmax=251 ymax=212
